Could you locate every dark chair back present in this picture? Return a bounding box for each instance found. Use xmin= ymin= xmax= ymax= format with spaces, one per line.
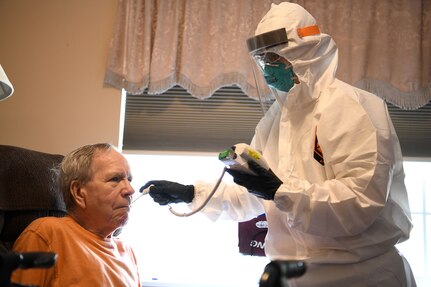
xmin=0 ymin=145 xmax=67 ymax=254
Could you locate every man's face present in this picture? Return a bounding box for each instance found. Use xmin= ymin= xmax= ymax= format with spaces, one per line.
xmin=79 ymin=149 xmax=135 ymax=237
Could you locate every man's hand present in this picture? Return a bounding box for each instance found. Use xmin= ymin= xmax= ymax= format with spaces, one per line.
xmin=140 ymin=180 xmax=195 ymax=205
xmin=226 ymin=160 xmax=282 ymax=200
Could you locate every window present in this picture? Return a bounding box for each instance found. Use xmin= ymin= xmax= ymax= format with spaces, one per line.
xmin=396 ymin=161 xmax=431 ymax=287
xmin=121 ymin=153 xmax=269 ymax=287
xmin=121 ymin=153 xmax=430 ymax=287
xmin=120 ymin=86 xmax=431 ymax=286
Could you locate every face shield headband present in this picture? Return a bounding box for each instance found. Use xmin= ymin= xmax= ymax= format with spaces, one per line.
xmin=246 ymin=25 xmax=321 ymax=56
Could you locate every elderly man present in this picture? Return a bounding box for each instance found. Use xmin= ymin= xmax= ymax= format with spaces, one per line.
xmin=12 ymin=143 xmax=141 ymax=287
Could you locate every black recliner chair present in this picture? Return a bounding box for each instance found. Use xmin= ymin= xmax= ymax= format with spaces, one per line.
xmin=0 ymin=145 xmax=67 ymax=286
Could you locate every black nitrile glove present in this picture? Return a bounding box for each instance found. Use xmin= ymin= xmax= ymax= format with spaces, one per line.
xmin=225 ymin=160 xmax=282 ymax=200
xmin=140 ymin=180 xmax=195 ymax=206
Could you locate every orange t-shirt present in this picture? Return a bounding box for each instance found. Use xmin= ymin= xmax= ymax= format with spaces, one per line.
xmin=12 ymin=216 xmax=141 ymax=287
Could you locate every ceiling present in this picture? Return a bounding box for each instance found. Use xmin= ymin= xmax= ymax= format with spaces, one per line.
xmin=124 ymin=86 xmax=431 ymax=159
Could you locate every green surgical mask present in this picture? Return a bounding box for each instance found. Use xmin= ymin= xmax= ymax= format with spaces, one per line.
xmin=263 ymin=62 xmax=296 ymax=92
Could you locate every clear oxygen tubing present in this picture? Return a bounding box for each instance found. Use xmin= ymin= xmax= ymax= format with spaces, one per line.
xmin=168 ymin=167 xmax=228 ymax=217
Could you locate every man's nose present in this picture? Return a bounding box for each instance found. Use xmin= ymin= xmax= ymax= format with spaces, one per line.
xmin=122 ymin=179 xmax=135 ymax=196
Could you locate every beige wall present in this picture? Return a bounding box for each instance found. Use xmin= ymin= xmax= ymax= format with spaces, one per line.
xmin=0 ymin=0 xmax=121 ymax=155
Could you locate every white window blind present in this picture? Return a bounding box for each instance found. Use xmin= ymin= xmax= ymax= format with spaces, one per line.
xmin=123 ymin=86 xmax=264 ymax=152
xmin=123 ymin=86 xmax=431 ymax=158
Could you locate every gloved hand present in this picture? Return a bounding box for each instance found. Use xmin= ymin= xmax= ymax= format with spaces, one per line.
xmin=225 ymin=160 xmax=282 ymax=200
xmin=140 ymin=180 xmax=195 ymax=206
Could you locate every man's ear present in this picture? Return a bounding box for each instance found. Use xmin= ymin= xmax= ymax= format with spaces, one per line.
xmin=70 ymin=180 xmax=87 ymax=209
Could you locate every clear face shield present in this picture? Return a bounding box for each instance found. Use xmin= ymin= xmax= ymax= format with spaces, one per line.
xmin=247 ymin=28 xmax=298 ymax=114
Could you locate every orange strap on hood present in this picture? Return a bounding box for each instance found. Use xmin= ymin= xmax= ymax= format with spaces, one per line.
xmin=297 ymin=25 xmax=320 ymax=38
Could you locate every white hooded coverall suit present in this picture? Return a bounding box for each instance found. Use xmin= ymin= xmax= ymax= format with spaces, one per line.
xmin=191 ymin=3 xmax=416 ymax=287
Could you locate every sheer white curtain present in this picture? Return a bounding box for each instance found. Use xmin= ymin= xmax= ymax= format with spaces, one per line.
xmin=307 ymin=0 xmax=431 ymax=109
xmin=104 ymin=0 xmax=431 ymax=109
xmin=104 ymin=0 xmax=276 ymax=99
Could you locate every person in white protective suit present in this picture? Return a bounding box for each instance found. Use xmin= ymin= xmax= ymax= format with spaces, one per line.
xmin=141 ymin=3 xmax=416 ymax=286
